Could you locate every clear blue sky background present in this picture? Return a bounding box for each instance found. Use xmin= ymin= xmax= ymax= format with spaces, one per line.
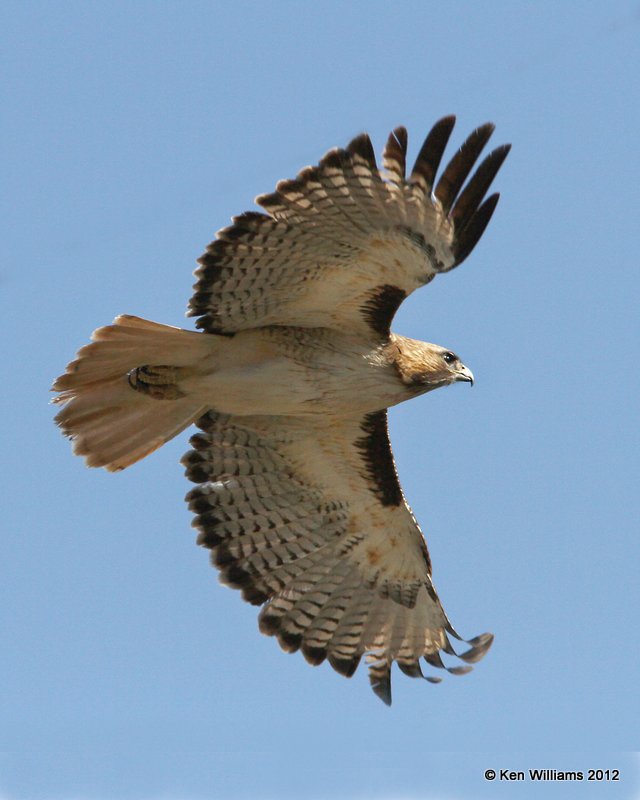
xmin=2 ymin=2 xmax=639 ymax=798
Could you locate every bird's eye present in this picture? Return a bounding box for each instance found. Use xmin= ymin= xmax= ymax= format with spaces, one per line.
xmin=442 ymin=351 xmax=458 ymax=364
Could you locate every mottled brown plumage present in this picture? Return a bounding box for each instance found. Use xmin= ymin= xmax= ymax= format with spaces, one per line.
xmin=52 ymin=117 xmax=509 ymax=703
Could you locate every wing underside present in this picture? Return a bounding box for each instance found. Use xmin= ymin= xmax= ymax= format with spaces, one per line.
xmin=182 ymin=410 xmax=492 ymax=704
xmin=189 ymin=117 xmax=510 ymax=338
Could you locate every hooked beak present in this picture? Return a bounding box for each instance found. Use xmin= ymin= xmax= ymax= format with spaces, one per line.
xmin=455 ymin=364 xmax=474 ymax=386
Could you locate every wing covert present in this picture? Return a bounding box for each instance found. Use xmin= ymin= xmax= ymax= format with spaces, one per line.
xmin=182 ymin=410 xmax=492 ymax=704
xmin=189 ymin=117 xmax=510 ymax=338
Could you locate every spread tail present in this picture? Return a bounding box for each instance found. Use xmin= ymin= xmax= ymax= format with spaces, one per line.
xmin=52 ymin=315 xmax=210 ymax=471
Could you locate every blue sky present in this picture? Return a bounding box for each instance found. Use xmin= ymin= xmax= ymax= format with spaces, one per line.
xmin=2 ymin=1 xmax=640 ymax=798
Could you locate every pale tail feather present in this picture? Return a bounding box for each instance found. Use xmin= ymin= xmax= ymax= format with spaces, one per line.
xmin=52 ymin=315 xmax=210 ymax=471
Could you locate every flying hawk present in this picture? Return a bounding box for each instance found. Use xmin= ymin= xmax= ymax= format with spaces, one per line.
xmin=53 ymin=116 xmax=510 ymax=704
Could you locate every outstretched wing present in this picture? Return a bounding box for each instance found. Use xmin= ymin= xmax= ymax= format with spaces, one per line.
xmin=183 ymin=410 xmax=492 ymax=704
xmin=189 ymin=117 xmax=510 ymax=338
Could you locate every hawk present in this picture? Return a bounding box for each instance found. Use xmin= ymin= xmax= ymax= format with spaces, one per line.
xmin=53 ymin=116 xmax=510 ymax=704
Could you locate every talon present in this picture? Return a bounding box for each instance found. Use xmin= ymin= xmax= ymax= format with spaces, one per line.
xmin=127 ymin=365 xmax=185 ymax=399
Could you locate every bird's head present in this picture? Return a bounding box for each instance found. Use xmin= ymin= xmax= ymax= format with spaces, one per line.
xmin=390 ymin=335 xmax=474 ymax=393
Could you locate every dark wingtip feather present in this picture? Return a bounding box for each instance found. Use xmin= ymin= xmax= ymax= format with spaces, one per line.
xmin=278 ymin=629 xmax=303 ymax=654
xmin=301 ymin=644 xmax=327 ymax=666
xmin=423 ymin=652 xmax=472 ymax=675
xmin=397 ymin=660 xmax=425 ymax=679
xmin=319 ymin=147 xmax=349 ymax=170
xmin=410 ymin=115 xmax=457 ymax=190
xmin=458 ymin=632 xmax=494 ymax=663
xmin=383 ymin=126 xmax=408 ymax=181
xmin=242 ymin=586 xmax=270 ymax=606
xmin=347 ymin=132 xmax=377 ymax=170
xmin=453 ymin=193 xmax=500 ymax=266
xmin=328 ymin=653 xmax=361 ymax=678
xmin=436 ymin=114 xmax=457 ymax=129
xmin=447 ymin=665 xmax=474 ymax=676
xmin=255 ymin=190 xmax=282 ymax=212
xmin=258 ymin=612 xmax=281 ymax=636
xmin=221 ymin=561 xmax=253 ymax=589
xmin=369 ymin=667 xmax=392 ymax=706
xmin=434 ymin=122 xmax=495 ymax=213
xmin=424 ymin=650 xmax=447 ymax=669
xmin=450 ymin=144 xmax=510 ymax=231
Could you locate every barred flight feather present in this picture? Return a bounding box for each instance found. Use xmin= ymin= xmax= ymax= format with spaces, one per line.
xmin=190 ymin=116 xmax=507 ymax=336
xmin=183 ymin=411 xmax=494 ymax=705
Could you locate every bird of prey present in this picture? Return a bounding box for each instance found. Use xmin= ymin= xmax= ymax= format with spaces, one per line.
xmin=53 ymin=116 xmax=510 ymax=704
